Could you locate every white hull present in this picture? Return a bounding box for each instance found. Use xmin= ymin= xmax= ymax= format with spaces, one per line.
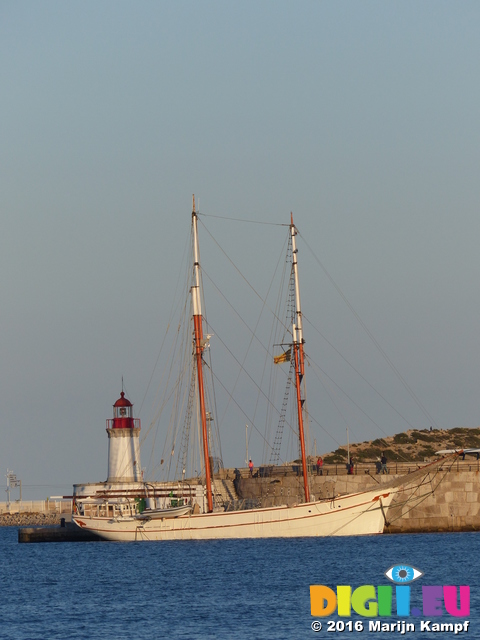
xmin=73 ymin=487 xmax=395 ymax=541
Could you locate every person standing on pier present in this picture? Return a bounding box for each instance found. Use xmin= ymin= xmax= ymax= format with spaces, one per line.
xmin=380 ymin=453 xmax=388 ymax=474
xmin=316 ymin=456 xmax=323 ymax=476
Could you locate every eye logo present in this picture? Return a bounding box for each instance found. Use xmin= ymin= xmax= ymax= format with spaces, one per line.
xmin=385 ymin=564 xmax=423 ymax=584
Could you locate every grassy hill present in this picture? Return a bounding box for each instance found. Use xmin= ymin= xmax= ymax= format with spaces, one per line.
xmin=321 ymin=427 xmax=480 ymax=464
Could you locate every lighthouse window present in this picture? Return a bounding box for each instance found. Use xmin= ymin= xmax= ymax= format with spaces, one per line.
xmin=115 ymin=406 xmax=130 ymax=418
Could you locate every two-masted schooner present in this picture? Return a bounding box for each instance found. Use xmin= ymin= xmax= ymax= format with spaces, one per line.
xmin=73 ymin=200 xmax=419 ymax=541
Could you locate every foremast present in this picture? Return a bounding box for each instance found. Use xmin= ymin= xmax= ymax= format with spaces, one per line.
xmin=290 ymin=213 xmax=310 ymax=503
xmin=192 ymin=196 xmax=214 ymax=513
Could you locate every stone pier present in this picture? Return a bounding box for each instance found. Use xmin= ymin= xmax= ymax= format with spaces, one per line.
xmin=233 ymin=466 xmax=480 ymax=533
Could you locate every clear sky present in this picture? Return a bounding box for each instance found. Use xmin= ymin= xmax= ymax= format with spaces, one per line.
xmin=2 ymin=1 xmax=480 ymax=499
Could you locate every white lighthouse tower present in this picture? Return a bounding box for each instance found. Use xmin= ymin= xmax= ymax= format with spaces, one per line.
xmin=106 ymin=391 xmax=142 ymax=482
xmin=73 ymin=389 xmax=206 ymax=515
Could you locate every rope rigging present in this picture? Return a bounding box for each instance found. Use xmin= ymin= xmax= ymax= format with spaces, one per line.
xmin=268 ymin=361 xmax=294 ymax=466
xmin=139 ymin=210 xmax=437 ymax=493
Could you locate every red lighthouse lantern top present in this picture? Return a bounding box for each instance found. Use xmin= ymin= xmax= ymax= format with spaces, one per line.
xmin=112 ymin=391 xmax=134 ymax=429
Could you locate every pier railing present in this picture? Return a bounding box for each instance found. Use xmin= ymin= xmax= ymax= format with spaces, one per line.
xmin=222 ymin=457 xmax=480 ymax=479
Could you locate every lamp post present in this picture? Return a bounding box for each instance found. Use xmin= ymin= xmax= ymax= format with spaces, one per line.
xmin=6 ymin=470 xmax=21 ymax=505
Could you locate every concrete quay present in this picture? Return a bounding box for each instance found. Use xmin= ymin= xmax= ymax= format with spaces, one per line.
xmin=18 ymin=521 xmax=100 ymax=543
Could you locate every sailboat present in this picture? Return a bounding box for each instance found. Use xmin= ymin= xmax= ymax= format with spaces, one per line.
xmin=73 ymin=200 xmax=448 ymax=541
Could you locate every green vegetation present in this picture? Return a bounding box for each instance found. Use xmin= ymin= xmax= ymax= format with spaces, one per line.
xmin=465 ymin=435 xmax=480 ymax=447
xmin=382 ymin=448 xmax=403 ymax=462
xmin=417 ymin=446 xmax=437 ymax=459
xmin=320 ymin=426 xmax=480 ymax=463
xmin=393 ymin=433 xmax=415 ymax=444
xmin=412 ymin=431 xmax=435 ymax=442
xmin=355 ymin=447 xmax=382 ymax=460
xmin=324 ymin=454 xmax=344 ymax=463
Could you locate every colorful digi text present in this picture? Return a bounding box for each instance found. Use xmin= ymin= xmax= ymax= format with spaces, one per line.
xmin=310 ymin=564 xmax=470 ymax=635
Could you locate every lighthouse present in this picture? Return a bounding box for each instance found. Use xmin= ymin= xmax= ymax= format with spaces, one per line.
xmin=106 ymin=391 xmax=142 ymax=482
xmin=72 ymin=389 xmax=207 ymax=516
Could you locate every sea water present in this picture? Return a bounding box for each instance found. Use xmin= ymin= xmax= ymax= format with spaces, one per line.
xmin=0 ymin=528 xmax=478 ymax=639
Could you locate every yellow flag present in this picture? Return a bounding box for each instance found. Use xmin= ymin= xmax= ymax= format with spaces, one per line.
xmin=274 ymin=348 xmax=291 ymax=365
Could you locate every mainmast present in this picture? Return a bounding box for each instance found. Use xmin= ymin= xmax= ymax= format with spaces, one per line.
xmin=290 ymin=213 xmax=310 ymax=503
xmin=192 ymin=195 xmax=214 ymax=512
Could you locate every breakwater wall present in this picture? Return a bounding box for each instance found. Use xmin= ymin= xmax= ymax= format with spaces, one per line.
xmin=234 ymin=467 xmax=480 ymax=533
xmin=0 ymin=499 xmax=72 ymax=517
xmin=0 ymin=512 xmax=64 ymax=527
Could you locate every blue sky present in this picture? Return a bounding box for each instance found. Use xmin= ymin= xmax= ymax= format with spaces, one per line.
xmin=2 ymin=1 xmax=480 ymax=498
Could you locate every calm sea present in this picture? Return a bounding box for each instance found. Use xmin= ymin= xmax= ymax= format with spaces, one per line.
xmin=0 ymin=528 xmax=477 ymax=639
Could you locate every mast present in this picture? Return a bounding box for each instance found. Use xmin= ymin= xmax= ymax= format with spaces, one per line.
xmin=192 ymin=195 xmax=214 ymax=512
xmin=290 ymin=213 xmax=310 ymax=503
